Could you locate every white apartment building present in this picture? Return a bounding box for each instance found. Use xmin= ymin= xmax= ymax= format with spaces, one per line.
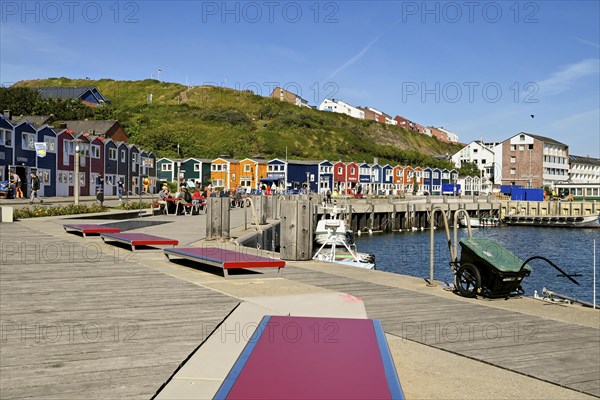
xmin=437 ymin=127 xmax=459 ymax=143
xmin=451 ymin=141 xmax=501 ymax=185
xmin=569 ymin=155 xmax=600 ymax=183
xmin=319 ymin=99 xmax=365 ymax=120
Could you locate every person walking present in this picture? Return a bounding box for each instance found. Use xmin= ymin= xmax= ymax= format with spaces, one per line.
xmin=10 ymin=171 xmax=23 ymax=198
xmin=117 ymin=178 xmax=124 ymax=202
xmin=29 ymin=172 xmax=43 ymax=204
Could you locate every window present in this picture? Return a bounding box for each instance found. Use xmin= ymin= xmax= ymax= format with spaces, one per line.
xmin=337 ymin=167 xmax=343 ymax=174
xmin=473 ymin=148 xmax=478 ymax=153
xmin=510 ymin=145 xmax=516 ymax=151
xmin=244 ymin=164 xmax=251 ymax=172
xmin=510 ymin=156 xmax=516 ymax=163
xmin=1 ymin=129 xmax=12 ymax=147
xmin=121 ymin=150 xmax=126 ymax=162
xmin=44 ymin=137 xmax=56 ymax=152
xmin=519 ymin=145 xmax=525 ymax=151
xmin=349 ymin=167 xmax=355 ymax=174
xmin=161 ymin=163 xmax=172 ymax=171
xmin=510 ymin=167 xmax=516 ymax=175
xmin=481 ymin=159 xmax=486 ymax=165
xmin=194 ymin=163 xmax=201 ymax=172
xmin=22 ymin=133 xmax=35 ymax=150
xmin=91 ymin=145 xmax=100 ymax=158
xmin=520 ymin=134 xmax=525 ymax=141
xmin=109 ymin=148 xmax=117 ymax=160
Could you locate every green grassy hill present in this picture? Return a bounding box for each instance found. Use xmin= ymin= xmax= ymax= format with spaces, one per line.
xmin=14 ymin=78 xmax=461 ymax=167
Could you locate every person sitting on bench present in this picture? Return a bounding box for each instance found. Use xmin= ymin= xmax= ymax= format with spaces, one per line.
xmin=158 ymin=185 xmax=173 ymax=214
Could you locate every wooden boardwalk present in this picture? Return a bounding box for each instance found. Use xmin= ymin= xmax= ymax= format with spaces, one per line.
xmin=283 ymin=266 xmax=600 ymax=397
xmin=0 ymin=224 xmax=239 ymax=399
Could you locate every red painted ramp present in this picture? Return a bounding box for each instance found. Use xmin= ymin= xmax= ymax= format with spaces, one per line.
xmin=63 ymin=224 xmax=120 ymax=236
xmin=214 ymin=315 xmax=404 ymax=400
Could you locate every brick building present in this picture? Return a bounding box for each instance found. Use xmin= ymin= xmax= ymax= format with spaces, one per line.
xmin=500 ymin=132 xmax=568 ymax=188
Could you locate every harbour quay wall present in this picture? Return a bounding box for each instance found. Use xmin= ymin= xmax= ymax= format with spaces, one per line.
xmin=500 ymin=199 xmax=598 ymax=218
xmin=313 ymin=195 xmax=501 ymax=232
xmin=209 ymin=195 xmax=597 ymax=258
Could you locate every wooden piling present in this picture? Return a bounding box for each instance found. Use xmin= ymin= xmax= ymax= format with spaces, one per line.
xmin=280 ymin=200 xmax=313 ymax=261
xmin=206 ymin=197 xmax=230 ymax=240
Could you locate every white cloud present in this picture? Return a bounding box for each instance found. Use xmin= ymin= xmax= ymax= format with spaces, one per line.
xmin=536 ymin=59 xmax=600 ymax=96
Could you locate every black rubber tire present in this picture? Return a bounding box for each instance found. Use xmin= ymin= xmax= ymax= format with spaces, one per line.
xmin=455 ymin=263 xmax=481 ymax=298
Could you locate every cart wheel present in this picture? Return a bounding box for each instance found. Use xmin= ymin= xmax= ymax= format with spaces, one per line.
xmin=455 ymin=263 xmax=481 ymax=298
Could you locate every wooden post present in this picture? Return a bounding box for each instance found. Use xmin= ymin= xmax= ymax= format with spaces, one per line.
xmin=206 ymin=197 xmax=230 ymax=240
xmin=254 ymin=195 xmax=267 ymax=224
xmin=280 ymin=200 xmax=313 ymax=261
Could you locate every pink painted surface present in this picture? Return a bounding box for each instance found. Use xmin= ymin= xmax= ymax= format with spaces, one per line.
xmin=169 ymin=247 xmax=285 ymax=269
xmin=226 ymin=316 xmax=391 ymax=400
xmin=64 ymin=224 xmax=120 ymax=234
xmin=104 ymin=232 xmax=178 ymax=246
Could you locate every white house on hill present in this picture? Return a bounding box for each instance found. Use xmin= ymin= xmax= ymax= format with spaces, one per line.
xmin=319 ymin=99 xmax=365 ymax=120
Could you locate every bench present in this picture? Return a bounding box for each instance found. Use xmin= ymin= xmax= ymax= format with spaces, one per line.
xmin=63 ymin=224 xmax=121 ymax=237
xmin=214 ymin=315 xmax=404 ymax=399
xmin=101 ymin=232 xmax=179 ymax=251
xmin=163 ymin=247 xmax=285 ymax=278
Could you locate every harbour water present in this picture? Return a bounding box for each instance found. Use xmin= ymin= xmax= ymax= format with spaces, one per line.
xmin=355 ymin=226 xmax=600 ymax=305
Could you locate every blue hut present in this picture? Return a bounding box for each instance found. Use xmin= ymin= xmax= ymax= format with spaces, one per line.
xmin=431 ymin=168 xmax=442 ymax=194
xmin=13 ymin=121 xmax=38 ymax=194
xmin=370 ymin=163 xmax=382 ymax=194
xmin=286 ymin=160 xmax=319 ymax=193
xmin=358 ymin=162 xmax=371 ymax=194
xmin=0 ymin=116 xmax=14 ymax=181
xmin=128 ymin=144 xmax=140 ymax=194
xmin=382 ymin=164 xmax=394 ymax=195
xmin=104 ymin=139 xmax=119 ymax=196
xmin=35 ymin=125 xmax=57 ymax=197
xmin=115 ymin=141 xmax=129 ymax=194
xmin=422 ymin=167 xmax=433 ymax=195
xmin=266 ymin=158 xmax=288 ymax=191
xmin=318 ymin=160 xmax=334 ymax=194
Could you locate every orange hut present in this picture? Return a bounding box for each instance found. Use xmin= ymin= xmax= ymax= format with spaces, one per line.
xmin=239 ymin=158 xmax=268 ymax=191
xmin=210 ymin=157 xmax=240 ymax=190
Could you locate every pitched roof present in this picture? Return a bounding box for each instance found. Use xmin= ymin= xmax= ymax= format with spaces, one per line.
xmin=10 ymin=115 xmax=54 ymax=127
xmin=36 ymin=87 xmax=108 ymax=103
xmin=570 ymin=155 xmax=600 ymax=166
xmin=61 ymin=120 xmax=119 ymax=135
xmin=518 ymin=132 xmax=567 ymax=147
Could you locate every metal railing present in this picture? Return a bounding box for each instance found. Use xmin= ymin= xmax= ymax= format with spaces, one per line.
xmin=428 ymin=206 xmax=473 ymax=287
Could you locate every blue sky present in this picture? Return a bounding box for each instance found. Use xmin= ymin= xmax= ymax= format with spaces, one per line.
xmin=1 ymin=1 xmax=599 ymax=157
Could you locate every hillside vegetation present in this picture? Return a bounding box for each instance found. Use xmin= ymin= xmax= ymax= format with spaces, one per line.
xmin=12 ymin=78 xmax=461 ymax=168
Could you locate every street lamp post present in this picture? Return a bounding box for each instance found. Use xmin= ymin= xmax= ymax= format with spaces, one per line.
xmin=306 ymin=172 xmax=310 ymax=194
xmin=74 ymin=145 xmax=80 ymax=205
xmin=529 ymin=148 xmax=533 ymax=188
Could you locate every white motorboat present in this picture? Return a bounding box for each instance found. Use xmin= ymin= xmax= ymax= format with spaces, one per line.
xmin=313 ymin=218 xmax=375 ymax=270
xmin=315 ymin=204 xmax=350 ymax=245
xmin=459 ymin=216 xmax=500 ymax=228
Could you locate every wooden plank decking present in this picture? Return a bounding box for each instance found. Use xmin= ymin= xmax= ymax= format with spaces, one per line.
xmin=0 ymin=224 xmax=239 ymax=399
xmin=283 ymin=266 xmax=600 ymax=397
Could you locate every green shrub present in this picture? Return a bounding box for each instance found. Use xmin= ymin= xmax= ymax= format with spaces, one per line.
xmin=200 ymin=108 xmax=251 ymax=126
xmin=13 ymin=204 xmax=108 ymax=219
xmin=115 ymin=201 xmax=151 ymax=210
